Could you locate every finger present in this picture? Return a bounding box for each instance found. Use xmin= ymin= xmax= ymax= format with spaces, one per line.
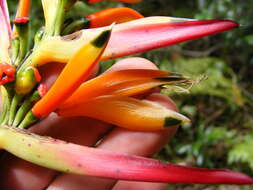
xmin=106 ymin=93 xmax=178 ymax=190
xmin=39 ymin=62 xmax=65 ymax=88
xmin=105 ymin=57 xmax=158 ymax=73
xmin=99 ymin=93 xmax=178 ymax=155
xmin=39 ymin=61 xmax=99 ymax=88
xmin=47 ymin=93 xmax=178 ymax=190
xmin=0 ymin=116 xmax=113 ymax=190
xmin=0 ymin=56 xmax=110 ymax=190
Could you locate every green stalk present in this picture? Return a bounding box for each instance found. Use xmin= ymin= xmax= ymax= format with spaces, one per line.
xmin=8 ymin=94 xmax=23 ymax=126
xmin=11 ymin=37 xmax=20 ymax=62
xmin=0 ymin=86 xmax=11 ymax=125
xmin=15 ymin=36 xmax=28 ymax=66
xmin=18 ymin=110 xmax=39 ymax=129
xmin=34 ymin=28 xmax=45 ymax=48
xmin=53 ymin=0 xmax=66 ymax=36
xmin=62 ymin=19 xmax=89 ymax=35
xmin=42 ymin=0 xmax=74 ymax=37
xmin=42 ymin=0 xmax=61 ymax=37
xmin=13 ymin=19 xmax=29 ymax=67
xmin=13 ymin=90 xmax=41 ymax=127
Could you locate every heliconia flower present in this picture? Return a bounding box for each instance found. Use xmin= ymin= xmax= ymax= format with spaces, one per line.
xmin=23 ymin=26 xmax=190 ymax=130
xmin=58 ymin=95 xmax=190 ymax=131
xmin=23 ymin=16 xmax=238 ymax=130
xmin=15 ymin=0 xmax=31 ymax=18
xmin=0 ymin=125 xmax=253 ymax=185
xmin=32 ymin=17 xmax=239 ymax=65
xmin=0 ymin=0 xmax=11 ymax=64
xmin=59 ymin=69 xmax=184 ymax=108
xmin=86 ymin=8 xmax=144 ymax=28
xmin=62 ymin=7 xmax=143 ymax=35
xmin=41 ymin=0 xmax=62 ymax=36
xmin=87 ymin=0 xmax=142 ymax=4
xmin=1 ymin=0 xmax=249 ymax=186
xmin=31 ymin=26 xmax=113 ymax=118
xmin=55 ymin=70 xmax=190 ymax=130
xmin=0 ymin=0 xmax=11 ymax=34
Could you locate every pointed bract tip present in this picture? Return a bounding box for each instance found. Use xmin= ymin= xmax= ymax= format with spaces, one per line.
xmin=164 ymin=117 xmax=182 ymax=126
xmin=91 ymin=26 xmax=112 ymax=47
xmin=155 ymin=75 xmax=187 ymax=82
xmin=164 ymin=112 xmax=190 ymax=127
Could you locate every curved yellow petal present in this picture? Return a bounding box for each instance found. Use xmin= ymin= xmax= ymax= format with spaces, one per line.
xmin=58 ymin=95 xmax=190 ymax=131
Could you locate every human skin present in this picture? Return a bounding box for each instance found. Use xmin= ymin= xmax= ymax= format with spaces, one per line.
xmin=0 ymin=57 xmax=178 ymax=190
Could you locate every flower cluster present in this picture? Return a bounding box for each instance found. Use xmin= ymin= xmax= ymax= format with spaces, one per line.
xmin=0 ymin=0 xmax=252 ymax=187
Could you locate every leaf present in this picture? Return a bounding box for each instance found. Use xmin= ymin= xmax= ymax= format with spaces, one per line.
xmin=160 ymin=57 xmax=244 ymax=105
xmin=229 ymin=135 xmax=253 ymax=169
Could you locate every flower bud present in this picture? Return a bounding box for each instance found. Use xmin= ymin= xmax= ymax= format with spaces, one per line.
xmin=15 ymin=66 xmax=41 ymax=94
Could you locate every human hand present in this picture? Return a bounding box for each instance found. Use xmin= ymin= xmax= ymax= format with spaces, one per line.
xmin=0 ymin=58 xmax=178 ymax=190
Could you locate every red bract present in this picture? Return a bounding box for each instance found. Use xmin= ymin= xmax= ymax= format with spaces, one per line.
xmin=1 ymin=125 xmax=253 ymax=185
xmin=13 ymin=16 xmax=29 ymax=24
xmin=103 ymin=19 xmax=239 ymax=59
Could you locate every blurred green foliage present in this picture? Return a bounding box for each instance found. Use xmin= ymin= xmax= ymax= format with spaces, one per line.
xmin=7 ymin=0 xmax=253 ymax=189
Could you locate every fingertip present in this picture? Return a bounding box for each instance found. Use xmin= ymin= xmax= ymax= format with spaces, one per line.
xmin=105 ymin=57 xmax=158 ymax=73
xmin=145 ymin=93 xmax=178 ymax=112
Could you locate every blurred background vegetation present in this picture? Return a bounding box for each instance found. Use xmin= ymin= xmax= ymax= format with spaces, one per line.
xmin=8 ymin=0 xmax=253 ymax=189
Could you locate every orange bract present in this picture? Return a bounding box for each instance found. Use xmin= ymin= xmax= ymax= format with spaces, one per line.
xmin=16 ymin=0 xmax=30 ymax=18
xmin=87 ymin=8 xmax=143 ymax=28
xmin=60 ymin=69 xmax=169 ymax=108
xmin=58 ymin=95 xmax=190 ymax=131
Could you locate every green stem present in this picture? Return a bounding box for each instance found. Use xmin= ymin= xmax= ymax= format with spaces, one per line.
xmin=0 ymin=86 xmax=11 ymax=125
xmin=11 ymin=38 xmax=20 ymax=63
xmin=13 ymin=90 xmax=41 ymax=127
xmin=18 ymin=110 xmax=39 ymax=129
xmin=53 ymin=0 xmax=66 ymax=36
xmin=14 ymin=20 xmax=29 ymax=67
xmin=8 ymin=94 xmax=24 ymax=126
xmin=16 ymin=55 xmax=32 ymax=74
xmin=15 ymin=37 xmax=28 ymax=66
xmin=34 ymin=28 xmax=45 ymax=48
xmin=62 ymin=19 xmax=89 ymax=35
xmin=12 ymin=99 xmax=31 ymax=127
